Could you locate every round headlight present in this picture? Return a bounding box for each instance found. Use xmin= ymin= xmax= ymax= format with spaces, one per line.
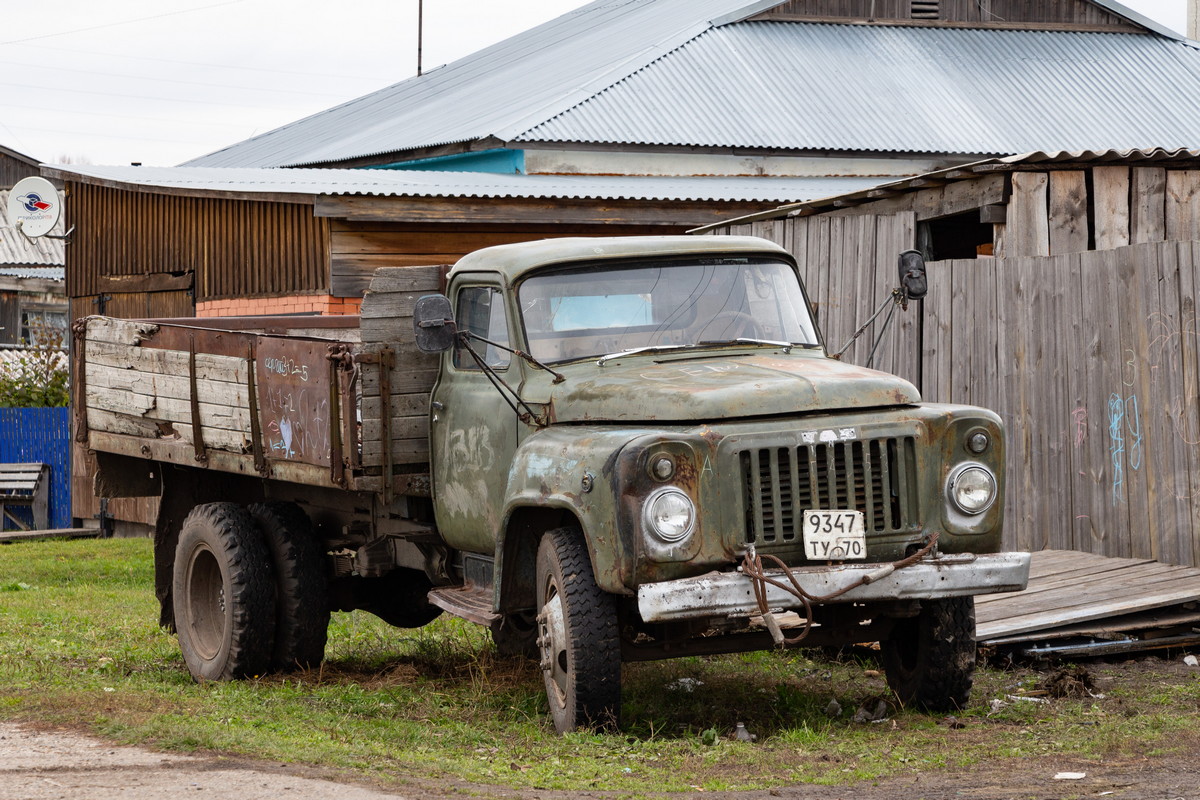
xmin=948 ymin=465 xmax=997 ymax=515
xmin=643 ymin=488 xmax=695 ymax=543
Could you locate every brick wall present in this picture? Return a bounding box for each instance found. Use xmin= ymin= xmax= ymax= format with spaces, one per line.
xmin=196 ymin=294 xmax=362 ymax=318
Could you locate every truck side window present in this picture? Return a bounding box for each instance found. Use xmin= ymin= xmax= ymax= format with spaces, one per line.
xmin=454 ymin=286 xmax=511 ymax=370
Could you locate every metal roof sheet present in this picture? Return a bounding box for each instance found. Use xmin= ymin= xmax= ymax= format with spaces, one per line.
xmin=520 ymin=23 xmax=1200 ymax=155
xmin=184 ymin=0 xmax=764 ymax=168
xmin=0 ymin=191 xmax=64 ymax=267
xmin=181 ymin=0 xmax=1193 ymax=169
xmin=45 ymin=164 xmax=889 ymax=204
xmin=0 ymin=266 xmax=63 ymax=280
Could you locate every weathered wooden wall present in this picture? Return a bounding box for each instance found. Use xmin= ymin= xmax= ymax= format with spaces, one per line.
xmin=67 ymin=184 xmax=330 ymax=302
xmin=754 ymin=0 xmax=1134 ymax=27
xmin=923 ymin=242 xmax=1200 ymax=566
xmin=329 ymin=222 xmax=680 ymax=297
xmin=716 ymin=213 xmax=921 ymax=387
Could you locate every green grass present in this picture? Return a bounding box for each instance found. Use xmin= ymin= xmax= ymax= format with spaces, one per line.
xmin=1 ymin=538 xmax=1198 ymax=795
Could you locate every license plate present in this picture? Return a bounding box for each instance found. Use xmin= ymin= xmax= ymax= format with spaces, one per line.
xmin=802 ymin=510 xmax=866 ymax=560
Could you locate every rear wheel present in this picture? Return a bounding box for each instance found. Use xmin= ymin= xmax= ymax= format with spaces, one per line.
xmin=880 ymin=596 xmax=976 ymax=711
xmin=173 ymin=503 xmax=275 ymax=681
xmin=536 ymin=527 xmax=621 ymax=733
xmin=248 ymin=502 xmax=329 ymax=671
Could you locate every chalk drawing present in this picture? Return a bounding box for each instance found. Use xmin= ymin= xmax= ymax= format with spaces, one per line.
xmin=1108 ymin=392 xmax=1143 ymax=505
xmin=1072 ymin=406 xmax=1088 ymax=447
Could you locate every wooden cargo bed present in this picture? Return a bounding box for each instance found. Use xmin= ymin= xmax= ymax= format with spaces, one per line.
xmin=77 ymin=266 xmax=443 ymax=494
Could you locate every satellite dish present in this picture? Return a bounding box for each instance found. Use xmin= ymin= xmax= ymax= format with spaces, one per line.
xmin=7 ymin=176 xmax=62 ymax=238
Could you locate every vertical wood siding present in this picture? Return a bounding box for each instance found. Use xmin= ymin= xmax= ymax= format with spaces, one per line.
xmin=67 ymin=184 xmax=330 ymax=301
xmin=923 ymin=243 xmax=1200 ymax=567
xmin=718 ymin=213 xmax=921 ymax=386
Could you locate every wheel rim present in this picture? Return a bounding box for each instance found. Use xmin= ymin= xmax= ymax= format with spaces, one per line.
xmin=537 ymin=582 xmax=569 ymax=710
xmin=184 ymin=544 xmax=227 ymax=661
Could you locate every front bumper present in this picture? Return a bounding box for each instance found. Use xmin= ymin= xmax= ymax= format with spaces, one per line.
xmin=637 ymin=552 xmax=1031 ymax=624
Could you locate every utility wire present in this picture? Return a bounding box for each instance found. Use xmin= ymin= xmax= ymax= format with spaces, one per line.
xmin=0 ymin=1 xmax=245 ymax=47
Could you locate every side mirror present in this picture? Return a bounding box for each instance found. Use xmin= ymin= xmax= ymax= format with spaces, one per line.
xmin=897 ymin=249 xmax=928 ymax=301
xmin=412 ymin=294 xmax=457 ymax=353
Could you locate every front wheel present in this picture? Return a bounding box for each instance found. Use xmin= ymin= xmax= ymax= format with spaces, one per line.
xmin=880 ymin=596 xmax=976 ymax=711
xmin=173 ymin=503 xmax=276 ymax=681
xmin=536 ymin=527 xmax=621 ymax=733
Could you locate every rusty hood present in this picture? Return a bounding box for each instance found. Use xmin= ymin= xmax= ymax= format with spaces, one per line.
xmin=547 ymin=352 xmax=920 ymax=423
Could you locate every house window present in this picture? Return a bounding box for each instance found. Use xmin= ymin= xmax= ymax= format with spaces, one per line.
xmin=20 ymin=309 xmax=67 ymax=346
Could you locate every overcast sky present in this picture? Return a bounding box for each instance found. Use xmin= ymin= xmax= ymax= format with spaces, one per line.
xmin=0 ymin=0 xmax=1187 ymax=168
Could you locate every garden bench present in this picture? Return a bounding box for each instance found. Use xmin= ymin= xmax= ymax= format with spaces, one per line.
xmin=0 ymin=463 xmax=50 ymax=532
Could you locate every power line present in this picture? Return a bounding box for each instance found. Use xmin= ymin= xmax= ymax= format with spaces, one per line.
xmin=0 ymin=101 xmax=247 ymax=129
xmin=0 ymin=80 xmax=341 ymax=111
xmin=0 ymin=57 xmax=358 ymax=99
xmin=0 ymin=0 xmax=246 ymax=47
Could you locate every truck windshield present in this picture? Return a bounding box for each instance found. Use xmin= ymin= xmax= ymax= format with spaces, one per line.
xmin=518 ymin=258 xmax=820 ymax=363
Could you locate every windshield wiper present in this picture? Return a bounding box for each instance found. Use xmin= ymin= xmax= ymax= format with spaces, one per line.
xmin=698 ymin=338 xmax=797 ymax=352
xmin=596 ymin=344 xmax=695 ymax=365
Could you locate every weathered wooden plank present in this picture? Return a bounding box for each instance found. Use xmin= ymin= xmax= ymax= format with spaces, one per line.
xmin=86 ymin=408 xmax=249 ymax=453
xmin=1116 ymin=245 xmax=1153 ymax=559
xmin=360 ymin=439 xmax=430 ymax=465
xmin=359 ymin=366 xmax=440 ymax=397
xmin=1165 ymin=170 xmax=1200 ymax=241
xmin=84 ymin=317 xmax=160 ymax=346
xmin=358 ymin=392 xmax=430 ymax=420
xmin=1007 ymin=172 xmax=1050 ymax=258
xmin=360 ymin=416 xmax=430 ymax=443
xmin=1131 ymin=167 xmax=1167 ymax=244
xmin=1148 ymin=241 xmax=1193 ymax=566
xmin=1048 ymin=171 xmax=1089 ymax=255
xmin=86 ymin=362 xmax=248 ymax=408
xmin=1092 ymin=166 xmax=1130 ymax=250
xmin=1064 ymin=252 xmax=1091 ymax=554
xmin=88 ymin=392 xmax=253 ymax=435
xmin=84 ymin=341 xmax=250 ymax=383
xmin=1177 ymin=242 xmax=1200 ymax=567
xmin=1081 ymin=246 xmax=1126 ymax=558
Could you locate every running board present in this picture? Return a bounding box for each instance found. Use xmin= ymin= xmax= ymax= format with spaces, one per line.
xmin=427 ymin=584 xmax=500 ymax=627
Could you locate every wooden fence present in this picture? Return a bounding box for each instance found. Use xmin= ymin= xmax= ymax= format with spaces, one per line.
xmin=721 ymin=212 xmax=921 ymax=387
xmin=923 ymin=241 xmax=1200 ymax=566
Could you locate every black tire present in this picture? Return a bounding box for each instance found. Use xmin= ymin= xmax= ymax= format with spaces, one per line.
xmin=880 ymin=596 xmax=976 ymax=711
xmin=535 ymin=527 xmax=621 ymax=733
xmin=248 ymin=502 xmax=329 ymax=672
xmin=491 ymin=610 xmax=538 ymax=659
xmin=173 ymin=503 xmax=275 ymax=681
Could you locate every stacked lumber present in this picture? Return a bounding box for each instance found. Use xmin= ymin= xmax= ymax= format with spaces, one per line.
xmin=976 ymin=550 xmax=1200 ymax=659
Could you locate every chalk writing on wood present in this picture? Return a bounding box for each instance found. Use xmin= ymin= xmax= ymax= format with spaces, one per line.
xmin=1108 ymin=392 xmax=1143 ymax=506
xmin=255 ymin=338 xmax=331 ymax=467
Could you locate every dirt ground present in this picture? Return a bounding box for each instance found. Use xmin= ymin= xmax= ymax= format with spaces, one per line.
xmin=3 ymin=718 xmax=1198 ymax=800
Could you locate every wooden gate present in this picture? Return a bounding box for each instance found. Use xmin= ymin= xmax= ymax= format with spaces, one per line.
xmin=923 ymin=242 xmax=1200 ymax=566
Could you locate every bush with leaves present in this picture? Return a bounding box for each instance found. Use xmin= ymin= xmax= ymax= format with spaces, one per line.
xmin=0 ymin=321 xmax=69 ymax=408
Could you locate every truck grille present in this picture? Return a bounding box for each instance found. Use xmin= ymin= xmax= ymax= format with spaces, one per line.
xmin=740 ymin=437 xmax=918 ymax=545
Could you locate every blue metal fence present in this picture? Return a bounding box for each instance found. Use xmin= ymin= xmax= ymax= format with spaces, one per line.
xmin=0 ymin=407 xmax=71 ymax=530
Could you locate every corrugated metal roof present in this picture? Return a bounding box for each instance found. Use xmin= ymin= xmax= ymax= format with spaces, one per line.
xmin=181 ymin=0 xmax=1194 ymax=169
xmin=520 ymin=24 xmax=1200 ymax=155
xmin=0 ymin=190 xmax=64 ymax=267
xmin=696 ymin=148 xmax=1200 ymax=229
xmin=0 ymin=266 xmax=63 ymax=280
xmin=184 ymin=0 xmax=764 ymax=168
xmin=46 ymin=164 xmax=890 ymax=204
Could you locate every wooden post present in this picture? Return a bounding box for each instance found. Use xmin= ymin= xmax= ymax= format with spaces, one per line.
xmin=1008 ymin=172 xmax=1050 ymax=258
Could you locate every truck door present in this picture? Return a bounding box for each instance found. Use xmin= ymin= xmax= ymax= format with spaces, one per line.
xmin=430 ymin=278 xmax=518 ymax=553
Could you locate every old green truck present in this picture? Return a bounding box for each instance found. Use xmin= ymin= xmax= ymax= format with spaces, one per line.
xmin=78 ymin=235 xmax=1029 ymax=733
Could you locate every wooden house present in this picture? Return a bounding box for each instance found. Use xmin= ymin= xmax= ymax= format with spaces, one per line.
xmin=701 ymin=148 xmax=1200 ymax=568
